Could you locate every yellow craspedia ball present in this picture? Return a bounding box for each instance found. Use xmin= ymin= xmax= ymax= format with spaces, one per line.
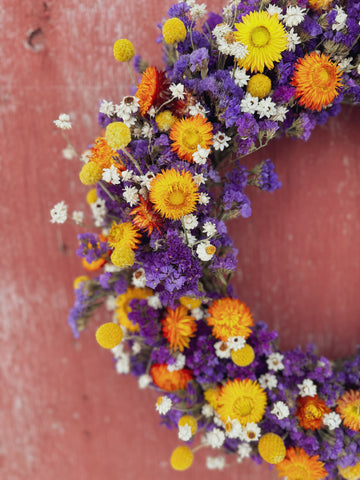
xmin=113 ymin=39 xmax=135 ymax=62
xmin=105 ymin=122 xmax=131 ymax=151
xmin=86 ymin=188 xmax=97 ymax=204
xmin=258 ymin=433 xmax=286 ymax=464
xmin=178 ymin=415 xmax=198 ymax=435
xmin=230 ymin=344 xmax=255 ymax=366
xmin=79 ymin=162 xmax=103 ymax=185
xmin=179 ymin=296 xmax=202 ymax=309
xmin=338 ymin=458 xmax=360 ymax=480
xmin=95 ymin=322 xmax=123 ymax=349
xmin=170 ymin=446 xmax=194 ymax=471
xmin=73 ymin=275 xmax=90 ymax=289
xmin=247 ymin=74 xmax=272 ymax=99
xmin=155 ymin=110 xmax=177 ymax=132
xmin=111 ymin=246 xmax=135 ymax=268
xmin=162 ymin=18 xmax=187 ymax=44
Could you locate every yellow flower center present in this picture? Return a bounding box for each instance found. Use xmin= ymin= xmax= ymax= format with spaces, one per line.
xmin=183 ymin=127 xmax=202 ymax=150
xmin=168 ymin=190 xmax=185 ymax=206
xmin=234 ymin=396 xmax=254 ymax=417
xmin=305 ymin=405 xmax=322 ymax=420
xmin=206 ymin=245 xmax=216 ymax=255
xmin=290 ymin=465 xmax=309 ymax=480
xmin=251 ymin=26 xmax=270 ymax=47
xmin=352 ymin=405 xmax=360 ymax=415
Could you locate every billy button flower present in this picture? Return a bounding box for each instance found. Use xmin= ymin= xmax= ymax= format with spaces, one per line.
xmin=247 ymin=74 xmax=272 ymax=99
xmin=258 ymin=433 xmax=286 ymax=464
xmin=162 ymin=18 xmax=187 ymax=45
xmin=113 ymin=39 xmax=135 ymax=62
xmin=95 ymin=322 xmax=123 ymax=349
xmin=79 ymin=162 xmax=103 ymax=185
xmin=170 ymin=446 xmax=194 ymax=471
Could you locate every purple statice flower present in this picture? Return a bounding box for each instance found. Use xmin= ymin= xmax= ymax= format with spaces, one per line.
xmin=272 ymin=86 xmax=296 ymax=104
xmin=302 ymin=15 xmax=323 ymax=37
xmin=98 ymin=112 xmax=112 ymax=128
xmin=299 ymin=111 xmax=317 ymax=141
xmin=98 ymin=272 xmax=112 ymax=290
xmin=76 ymin=233 xmax=108 ymax=263
xmin=168 ymin=2 xmax=190 ymax=19
xmin=258 ymin=159 xmax=282 ymax=193
xmin=236 ymin=113 xmax=259 ymax=139
xmin=113 ymin=276 xmax=129 ymax=295
xmin=128 ymin=299 xmax=162 ymax=347
xmin=223 ymin=161 xmax=252 ymax=216
xmin=189 ymin=47 xmax=209 ymax=72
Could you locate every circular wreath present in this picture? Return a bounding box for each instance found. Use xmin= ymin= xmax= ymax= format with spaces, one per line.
xmin=51 ymin=1 xmax=360 ymax=479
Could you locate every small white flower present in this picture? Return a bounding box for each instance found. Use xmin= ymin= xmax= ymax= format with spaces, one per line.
xmin=192 ymin=145 xmax=210 ymax=165
xmin=191 ymin=307 xmax=204 ymax=320
xmin=337 ymin=56 xmax=354 ymax=72
xmin=196 ymin=241 xmax=216 ymax=261
xmin=193 ymin=173 xmax=207 ymax=186
xmin=90 ymin=198 xmax=107 ymax=227
xmin=284 ymin=6 xmax=306 ymax=27
xmin=181 ymin=231 xmax=197 ymax=246
xmin=53 ymin=113 xmax=71 ymax=130
xmin=202 ymin=221 xmax=217 ymax=238
xmin=298 ymin=379 xmax=317 ymax=397
xmin=182 ymin=213 xmax=199 ymax=230
xmin=198 ymin=192 xmax=210 ymax=205
xmin=132 ymin=268 xmax=146 ymax=288
xmin=99 ymin=99 xmax=115 ymax=116
xmin=267 ymin=4 xmax=283 ymax=18
xmin=104 ymin=263 xmax=122 ymax=273
xmin=115 ymin=96 xmax=139 ymax=119
xmin=259 ymin=373 xmax=278 ymax=390
xmin=240 ymin=92 xmax=259 ymax=115
xmin=271 ymin=105 xmax=289 ymax=122
xmin=167 ymin=353 xmax=186 ymax=372
xmin=105 ymin=295 xmax=117 ymax=311
xmin=148 ymin=106 xmax=156 ymax=118
xmin=234 ymin=68 xmax=250 ymax=88
xmin=141 ymin=123 xmax=153 ymax=139
xmin=204 ymin=428 xmax=225 ymax=448
xmin=102 ymin=164 xmax=121 ymax=185
xmin=50 ymin=201 xmax=68 ymax=224
xmin=213 ymin=413 xmax=226 ymax=428
xmin=169 ymin=83 xmax=186 ymax=100
xmin=121 ymin=169 xmax=134 ymax=182
xmin=178 ymin=423 xmax=193 ymax=441
xmin=271 ymin=401 xmax=290 ymax=420
xmin=227 ymin=336 xmax=246 ymax=351
xmin=190 ymin=3 xmax=207 ymax=19
xmin=257 ymin=97 xmax=277 ymax=119
xmin=206 ymin=456 xmax=226 ymax=470
xmin=214 ymin=340 xmax=232 ymax=359
xmin=212 ymin=23 xmax=232 ymax=40
xmin=132 ymin=341 xmax=142 ymax=355
xmin=332 ymin=6 xmax=347 ymax=31
xmin=323 ymin=412 xmax=342 ymax=430
xmin=237 ymin=442 xmax=252 ymax=462
xmin=287 ymin=28 xmax=301 ymax=52
xmin=139 ymin=171 xmax=155 ymax=189
xmin=115 ymin=354 xmax=130 ymax=374
xmin=123 ymin=186 xmax=139 ymax=206
xmin=240 ymin=423 xmax=261 ymax=442
xmin=189 ymin=102 xmax=208 ymax=117
xmin=111 ymin=342 xmax=126 ymax=359
xmin=156 ymin=396 xmax=172 ymax=415
xmin=71 ymin=210 xmax=84 ymax=225
xmin=212 ymin=132 xmax=231 ymax=151
xmin=357 ymin=63 xmax=360 ymax=75
xmin=202 ymin=403 xmax=214 ymax=418
xmin=80 ymin=149 xmax=91 ymax=163
xmin=229 ymin=42 xmax=248 ymax=60
xmin=267 ymin=352 xmax=285 ymax=371
xmin=147 ymin=294 xmax=162 ymax=309
xmin=138 ymin=374 xmax=152 ymax=389
xmin=62 ymin=145 xmax=77 ymax=160
xmin=225 ymin=418 xmax=243 ymax=439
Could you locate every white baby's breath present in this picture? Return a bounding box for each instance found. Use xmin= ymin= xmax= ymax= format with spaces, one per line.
xmin=50 ymin=201 xmax=68 ymax=224
xmin=54 ymin=113 xmax=72 ymax=130
xmin=271 ymin=401 xmax=290 ymax=420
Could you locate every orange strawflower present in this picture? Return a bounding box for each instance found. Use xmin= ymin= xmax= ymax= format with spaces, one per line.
xmin=89 ymin=137 xmax=124 ymax=170
xmin=150 ymin=364 xmax=193 ymax=392
xmin=291 ymin=52 xmax=342 ymax=111
xmin=308 ymin=0 xmax=332 ymax=11
xmin=82 ymin=257 xmax=106 ymax=271
xmin=296 ymin=395 xmax=331 ymax=430
xmin=130 ymin=196 xmax=163 ymax=235
xmin=162 ymin=305 xmax=197 ymax=352
xmin=135 ymin=66 xmax=170 ymax=115
xmin=276 ymin=447 xmax=327 ymax=480
xmin=206 ymin=297 xmax=254 ymax=341
xmin=170 ymin=114 xmax=213 ymax=162
xmin=336 ymin=390 xmax=360 ymax=431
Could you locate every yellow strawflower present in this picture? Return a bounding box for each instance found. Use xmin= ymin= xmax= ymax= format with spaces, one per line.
xmin=338 ymin=457 xmax=360 ymax=480
xmin=162 ymin=18 xmax=187 ymax=44
xmin=113 ymin=39 xmax=135 ymax=62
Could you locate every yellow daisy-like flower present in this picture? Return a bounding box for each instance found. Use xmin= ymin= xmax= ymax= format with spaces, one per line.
xmin=162 ymin=305 xmax=197 ymax=352
xmin=308 ymin=0 xmax=332 ymax=11
xmin=149 ymin=169 xmax=199 ymax=220
xmin=234 ymin=11 xmax=288 ymax=73
xmin=336 ymin=390 xmax=360 ymax=431
xmin=116 ymin=286 xmax=152 ymax=332
xmin=216 ymin=378 xmax=267 ymax=425
xmin=276 ymin=447 xmax=327 ymax=480
xmin=206 ymin=297 xmax=254 ymax=341
xmin=291 ymin=52 xmax=343 ymax=111
xmin=170 ymin=114 xmax=213 ymax=163
xmin=107 ymin=221 xmax=141 ymax=250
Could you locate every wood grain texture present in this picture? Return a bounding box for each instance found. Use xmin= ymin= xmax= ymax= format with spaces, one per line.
xmin=0 ymin=1 xmax=358 ymax=479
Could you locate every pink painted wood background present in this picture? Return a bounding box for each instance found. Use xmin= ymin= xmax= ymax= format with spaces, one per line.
xmin=1 ymin=1 xmax=359 ymax=479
